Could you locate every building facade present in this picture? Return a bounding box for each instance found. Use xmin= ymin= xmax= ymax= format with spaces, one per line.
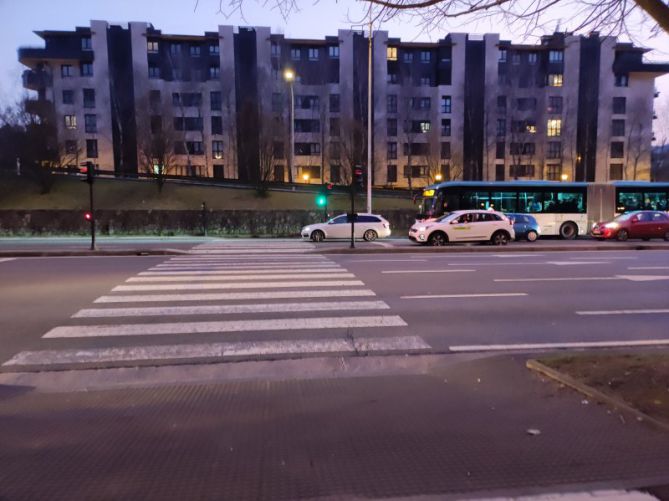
xmin=19 ymin=22 xmax=669 ymax=186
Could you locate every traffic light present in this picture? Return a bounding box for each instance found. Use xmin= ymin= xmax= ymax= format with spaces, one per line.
xmin=84 ymin=211 xmax=93 ymax=221
xmin=353 ymin=166 xmax=364 ymax=190
xmin=80 ymin=162 xmax=95 ymax=184
xmin=316 ymin=194 xmax=327 ymax=207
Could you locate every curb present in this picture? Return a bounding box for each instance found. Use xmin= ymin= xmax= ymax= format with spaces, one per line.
xmin=0 ymin=249 xmax=189 ymax=257
xmin=526 ymin=359 xmax=669 ymax=433
xmin=313 ymin=244 xmax=669 ymax=254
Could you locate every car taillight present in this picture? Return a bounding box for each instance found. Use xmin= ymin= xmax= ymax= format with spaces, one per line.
xmin=383 ymin=223 xmax=388 ymax=228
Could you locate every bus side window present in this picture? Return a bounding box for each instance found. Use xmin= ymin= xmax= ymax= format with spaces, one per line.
xmin=518 ymin=191 xmax=543 ymax=213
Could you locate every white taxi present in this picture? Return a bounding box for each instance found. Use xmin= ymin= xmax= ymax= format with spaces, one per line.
xmin=301 ymin=213 xmax=392 ymax=242
xmin=409 ymin=210 xmax=515 ymax=246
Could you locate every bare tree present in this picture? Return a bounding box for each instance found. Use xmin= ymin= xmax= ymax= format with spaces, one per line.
xmin=625 ymin=98 xmax=649 ymax=180
xmin=338 ymin=115 xmax=366 ymax=185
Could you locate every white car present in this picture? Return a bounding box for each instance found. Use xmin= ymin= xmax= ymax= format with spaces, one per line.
xmin=409 ymin=210 xmax=515 ymax=246
xmin=301 ymin=213 xmax=392 ymax=242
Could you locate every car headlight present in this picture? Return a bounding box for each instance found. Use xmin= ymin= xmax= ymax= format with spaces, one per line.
xmin=417 ymin=225 xmax=431 ymax=231
xmin=604 ymin=222 xmax=619 ymax=229
xmin=303 ymin=227 xmax=310 ymax=232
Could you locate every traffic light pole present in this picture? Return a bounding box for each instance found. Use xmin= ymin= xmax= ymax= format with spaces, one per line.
xmin=87 ymin=172 xmax=96 ymax=251
xmin=350 ymin=183 xmax=355 ymax=249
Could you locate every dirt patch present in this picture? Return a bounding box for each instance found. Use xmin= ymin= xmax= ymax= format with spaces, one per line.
xmin=540 ymin=353 xmax=669 ymax=423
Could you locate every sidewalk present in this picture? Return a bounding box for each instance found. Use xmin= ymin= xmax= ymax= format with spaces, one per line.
xmin=2 ymin=354 xmax=669 ymax=500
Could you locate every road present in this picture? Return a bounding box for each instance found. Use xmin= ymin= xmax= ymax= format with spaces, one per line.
xmin=0 ymin=241 xmax=667 ymax=370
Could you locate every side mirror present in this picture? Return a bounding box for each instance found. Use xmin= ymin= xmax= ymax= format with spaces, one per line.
xmin=450 ymin=219 xmax=459 ymax=225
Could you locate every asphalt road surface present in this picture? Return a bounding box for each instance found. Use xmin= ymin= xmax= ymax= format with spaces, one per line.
xmin=0 ymin=241 xmax=668 ymax=371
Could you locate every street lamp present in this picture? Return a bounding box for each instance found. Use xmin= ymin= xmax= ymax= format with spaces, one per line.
xmin=434 ymin=173 xmax=443 ymax=182
xmin=560 ymin=173 xmax=569 ymax=181
xmin=284 ymin=69 xmax=296 ymax=184
xmin=302 ymin=173 xmax=310 ymax=183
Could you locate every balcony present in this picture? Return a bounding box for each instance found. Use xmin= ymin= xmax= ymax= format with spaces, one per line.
xmin=22 ymin=69 xmax=52 ymax=90
xmin=24 ymin=98 xmax=54 ymax=118
xmin=18 ymin=45 xmax=89 ymax=64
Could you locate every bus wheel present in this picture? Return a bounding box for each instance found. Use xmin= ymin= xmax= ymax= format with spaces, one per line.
xmin=559 ymin=222 xmax=578 ymax=240
xmin=428 ymin=232 xmax=448 ymax=246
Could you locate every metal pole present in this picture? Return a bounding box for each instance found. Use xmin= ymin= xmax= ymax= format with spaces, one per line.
xmin=366 ymin=14 xmax=373 ymax=214
xmin=289 ymin=82 xmax=295 ymax=183
xmin=88 ymin=175 xmax=96 ymax=251
xmin=350 ymin=184 xmax=355 ymax=249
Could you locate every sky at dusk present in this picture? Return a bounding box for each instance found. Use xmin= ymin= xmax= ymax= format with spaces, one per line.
xmin=1 ymin=0 xmax=668 ymax=140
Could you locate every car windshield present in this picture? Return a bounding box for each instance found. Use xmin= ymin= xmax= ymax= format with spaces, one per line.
xmin=435 ymin=213 xmax=455 ymax=222
xmin=614 ymin=212 xmax=635 ymax=222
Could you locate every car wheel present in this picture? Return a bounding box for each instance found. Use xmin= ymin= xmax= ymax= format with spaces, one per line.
xmin=559 ymin=222 xmax=578 ymax=240
xmin=363 ymin=229 xmax=378 ymax=242
xmin=616 ymin=229 xmax=629 ymax=242
xmin=664 ymin=230 xmax=669 ymax=241
xmin=311 ymin=230 xmax=325 ymax=243
xmin=526 ymin=230 xmax=538 ymax=242
xmin=491 ymin=231 xmax=509 ymax=246
xmin=428 ymin=232 xmax=448 ymax=246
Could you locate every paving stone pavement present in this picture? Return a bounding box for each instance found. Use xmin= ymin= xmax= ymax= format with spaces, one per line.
xmin=2 ymin=355 xmax=669 ymax=500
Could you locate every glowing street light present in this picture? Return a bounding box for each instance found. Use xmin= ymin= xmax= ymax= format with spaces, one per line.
xmin=283 ymin=68 xmax=295 ymax=82
xmin=435 ymin=173 xmax=443 ymax=182
xmin=284 ymin=69 xmax=296 ymax=183
xmin=560 ymin=173 xmax=569 ymax=181
xmin=302 ymin=173 xmax=310 ymax=183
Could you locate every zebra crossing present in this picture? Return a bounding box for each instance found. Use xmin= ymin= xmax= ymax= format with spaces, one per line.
xmin=2 ymin=240 xmax=430 ymax=368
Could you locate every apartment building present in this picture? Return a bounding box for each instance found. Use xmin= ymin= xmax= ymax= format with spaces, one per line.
xmin=19 ymin=22 xmax=668 ymax=186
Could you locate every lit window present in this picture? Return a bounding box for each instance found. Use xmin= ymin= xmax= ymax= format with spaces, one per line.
xmin=420 ymin=121 xmax=431 ymax=133
xmin=212 ymin=141 xmax=224 ymax=159
xmin=64 ymin=115 xmax=77 ymax=129
xmin=547 ymin=119 xmax=562 ymax=137
xmin=387 ymin=47 xmax=398 ymax=61
xmin=548 ymin=74 xmax=563 ymax=87
xmin=147 ymin=40 xmax=159 ymax=53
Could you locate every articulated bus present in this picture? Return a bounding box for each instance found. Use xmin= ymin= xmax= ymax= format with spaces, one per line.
xmin=417 ymin=181 xmax=669 ymax=239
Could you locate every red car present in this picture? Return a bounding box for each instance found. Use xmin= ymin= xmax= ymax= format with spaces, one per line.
xmin=591 ymin=210 xmax=669 ymax=241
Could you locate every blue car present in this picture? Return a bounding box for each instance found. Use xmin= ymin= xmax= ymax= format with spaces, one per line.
xmin=508 ymin=213 xmax=541 ymax=241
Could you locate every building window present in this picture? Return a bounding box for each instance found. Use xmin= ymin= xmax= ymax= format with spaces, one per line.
xmin=328 ymin=45 xmax=339 ymax=58
xmin=496 ymin=119 xmax=506 ymax=137
xmin=209 ymin=66 xmax=220 ymax=79
xmin=64 ymin=115 xmax=77 ymax=129
xmin=65 ymin=140 xmax=78 ymax=154
xmin=441 ymin=142 xmax=451 ymax=159
xmin=610 ymin=163 xmax=624 ymax=180
xmin=187 ymin=141 xmax=204 ymax=155
xmin=516 ymin=97 xmax=537 ymax=111
xmin=387 ymin=142 xmax=398 ymax=160
xmin=548 ymin=96 xmax=562 ymax=114
xmin=440 ymin=96 xmax=452 ymax=113
xmin=611 ymin=141 xmax=624 ymax=158
xmin=613 ymin=97 xmax=627 ymax=114
xmin=150 ymin=116 xmax=162 ymax=134
xmin=420 ymin=50 xmax=431 ymax=63
xmin=510 ymin=164 xmax=534 ymax=177
xmin=308 ymin=48 xmax=319 ymax=61
xmin=496 ymin=142 xmax=505 ymax=159
xmin=615 ymin=74 xmax=629 ymax=87
xmin=81 ymin=37 xmax=92 ymax=51
xmin=420 ymin=76 xmax=430 ymax=86
xmin=511 ymin=52 xmax=521 ymax=65
xmin=387 ymin=47 xmax=398 ymax=61
xmin=387 ymin=94 xmax=397 ymax=113
xmin=271 ymin=93 xmax=282 ymax=113
xmin=148 ymin=65 xmax=160 ymax=79
xmin=271 ymin=42 xmax=280 ymax=57
xmin=549 ymin=50 xmax=564 ymax=63
xmin=387 ymin=119 xmax=397 ymax=137
xmin=528 ymin=52 xmax=537 ymax=64
xmin=86 ymin=139 xmax=98 ymax=158
xmin=548 ymin=74 xmax=563 ymax=87
xmin=214 ymin=164 xmax=225 ymax=178
xmin=403 ymin=52 xmax=413 ymax=63
xmin=441 ymin=119 xmax=451 ymax=136
xmin=273 ymin=142 xmax=285 ymax=159
xmin=495 ymin=164 xmax=505 ymax=181
xmin=404 ymin=165 xmax=428 ymax=178
xmin=80 ymin=89 xmax=94 ymax=109
xmin=497 ymin=96 xmax=506 ymax=112
xmin=170 ymin=44 xmax=180 ymax=55
xmin=329 ymin=142 xmax=341 ymax=160
xmin=419 ymin=120 xmax=431 ymax=133
xmin=330 ymin=117 xmax=340 ymax=136
xmin=147 ymin=40 xmax=159 ymax=53
xmin=62 ymin=90 xmax=74 ymax=105
xmin=150 ymin=90 xmax=161 ymax=106
xmin=294 ymin=119 xmax=320 ymax=133
xmin=387 ymin=72 xmax=398 ymax=84
xmin=190 ymin=45 xmax=201 ymax=57
xmin=294 ymin=143 xmax=320 ymax=156
xmin=61 ymin=65 xmax=73 ymax=78
xmin=387 ymin=165 xmax=397 ymax=183
xmin=547 ymin=141 xmax=562 ymax=159
xmin=210 ymin=91 xmax=222 ymax=111
xmin=211 ymin=116 xmax=222 ymax=135
xmin=291 ymin=48 xmax=301 ymax=60
xmin=510 ymin=143 xmax=535 ymax=155
xmin=546 ymin=164 xmax=562 ymax=181
xmin=440 ymin=164 xmax=451 ymax=180
xmin=329 ymin=94 xmax=340 ymax=113
xmin=80 ymin=62 xmax=93 ymax=77
xmin=547 ymin=118 xmax=562 ymax=137
xmin=612 ymin=119 xmax=625 ymax=137
xmin=328 ymin=164 xmax=340 ymax=183
xmin=499 ymin=49 xmax=507 ymax=62
xmin=212 ymin=141 xmax=224 ymax=159
xmin=296 ymin=95 xmax=319 ymax=109
xmin=84 ymin=114 xmax=97 ymax=133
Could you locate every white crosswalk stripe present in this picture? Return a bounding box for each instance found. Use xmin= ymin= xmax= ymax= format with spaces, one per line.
xmin=2 ymin=241 xmax=427 ymax=368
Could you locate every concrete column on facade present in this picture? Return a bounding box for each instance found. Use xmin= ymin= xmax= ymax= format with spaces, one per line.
xmin=89 ymin=21 xmax=113 ymax=171
xmin=482 ymin=34 xmax=500 ymax=182
xmin=372 ymin=30 xmax=388 ymax=186
xmin=218 ymin=25 xmax=237 ymax=179
xmin=338 ymin=30 xmax=356 ymax=185
xmin=562 ymin=35 xmax=581 ymax=182
xmin=595 ymin=36 xmax=617 ymax=182
xmin=129 ymin=22 xmax=151 ymax=176
xmin=627 ymin=74 xmax=656 ymax=180
xmin=449 ymin=33 xmax=467 ymax=182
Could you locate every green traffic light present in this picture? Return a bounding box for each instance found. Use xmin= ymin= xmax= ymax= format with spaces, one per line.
xmin=316 ymin=195 xmax=327 ymax=207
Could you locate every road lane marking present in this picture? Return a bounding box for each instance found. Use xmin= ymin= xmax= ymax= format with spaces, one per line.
xmin=569 ymin=256 xmax=637 ymax=260
xmin=576 ymin=309 xmax=669 ymax=316
xmin=73 ymin=300 xmax=390 ymax=318
xmin=140 ymin=268 xmax=345 ymax=275
xmin=3 ymin=335 xmax=430 ymax=366
xmin=382 ymin=269 xmax=475 ymax=274
xmin=492 ymin=275 xmax=669 ymax=283
xmin=616 ymin=275 xmax=669 ymax=282
xmin=43 ymin=315 xmax=408 ymax=338
xmin=401 ymin=293 xmax=528 ymax=299
xmin=450 ymin=339 xmax=669 ymax=352
xmin=628 ymin=266 xmax=669 ymax=270
xmin=94 ymin=289 xmax=377 ymax=303
xmin=546 ymin=261 xmax=610 ymax=265
xmin=126 ymin=272 xmax=355 ymax=282
xmin=189 ymin=249 xmax=313 ymax=254
xmin=153 ymin=263 xmax=339 ymax=269
xmin=0 ymin=258 xmax=16 ymax=263
xmin=112 ymin=280 xmax=365 ymax=291
xmin=349 ymin=259 xmax=427 ymax=263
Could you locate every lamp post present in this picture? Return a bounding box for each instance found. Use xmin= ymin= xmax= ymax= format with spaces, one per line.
xmin=284 ymin=68 xmax=296 ymax=184
xmin=435 ymin=173 xmax=443 ymax=182
xmin=302 ymin=173 xmax=310 ymax=184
